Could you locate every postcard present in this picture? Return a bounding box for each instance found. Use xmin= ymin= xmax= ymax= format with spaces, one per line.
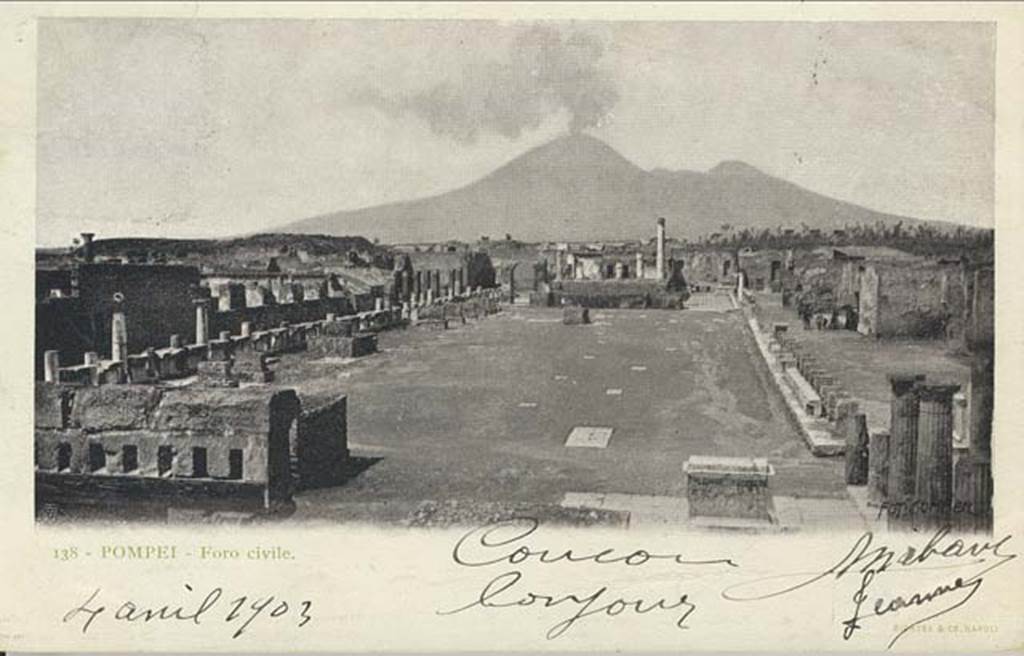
xmin=1 ymin=2 xmax=1022 ymax=652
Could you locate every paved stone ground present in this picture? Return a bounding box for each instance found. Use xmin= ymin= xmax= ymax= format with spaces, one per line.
xmin=275 ymin=296 xmax=852 ymax=527
xmin=750 ymin=292 xmax=970 ymax=433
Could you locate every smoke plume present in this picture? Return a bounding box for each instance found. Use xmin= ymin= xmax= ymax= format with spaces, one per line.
xmin=352 ymin=25 xmax=618 ymax=143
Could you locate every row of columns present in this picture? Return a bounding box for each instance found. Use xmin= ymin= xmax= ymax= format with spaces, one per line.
xmin=401 ymin=268 xmax=470 ymax=305
xmin=870 ymin=371 xmax=990 ymax=530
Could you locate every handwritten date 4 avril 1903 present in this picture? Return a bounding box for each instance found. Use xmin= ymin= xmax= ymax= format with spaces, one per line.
xmin=63 ymin=585 xmax=312 ymax=640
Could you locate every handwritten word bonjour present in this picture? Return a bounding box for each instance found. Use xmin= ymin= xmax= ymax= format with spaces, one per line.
xmin=438 ymin=517 xmax=738 ymax=639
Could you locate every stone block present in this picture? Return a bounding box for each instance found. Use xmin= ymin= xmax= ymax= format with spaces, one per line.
xmin=322 ymin=319 xmax=354 ymax=337
xmin=196 ymin=360 xmax=239 ymax=388
xmin=296 ymin=396 xmax=348 ymax=488
xmin=233 ymin=350 xmax=273 ymax=383
xmin=684 ymin=456 xmax=775 ymax=521
xmin=58 ymin=365 xmax=100 ymax=386
xmin=35 ymin=383 xmax=74 ymax=429
xmin=151 ymin=387 xmax=300 ymax=438
xmin=70 ymin=385 xmax=164 ymax=433
xmin=35 ymin=428 xmax=88 ymax=473
xmin=562 ymin=306 xmax=591 ymax=325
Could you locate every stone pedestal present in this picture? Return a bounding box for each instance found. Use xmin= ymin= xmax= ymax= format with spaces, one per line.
xmin=684 ymin=456 xmax=774 ymax=521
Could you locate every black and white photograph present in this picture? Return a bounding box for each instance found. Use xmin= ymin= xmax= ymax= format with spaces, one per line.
xmin=32 ymin=17 xmax=995 ymax=532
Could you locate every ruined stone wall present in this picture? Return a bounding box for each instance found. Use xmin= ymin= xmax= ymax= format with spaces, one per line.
xmin=679 ymin=250 xmax=737 ymax=285
xmin=209 ymin=297 xmax=354 ymax=336
xmin=77 ymin=264 xmax=200 ymax=357
xmin=738 ymin=250 xmax=786 ymax=292
xmin=859 ymin=262 xmax=955 ymax=338
xmin=35 ymin=264 xmax=199 ymax=376
xmin=551 ymin=279 xmax=687 ymax=309
xmin=35 ymin=384 xmax=297 ymax=512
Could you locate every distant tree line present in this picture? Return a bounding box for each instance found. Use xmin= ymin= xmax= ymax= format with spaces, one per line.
xmin=680 ymin=221 xmax=994 ymax=262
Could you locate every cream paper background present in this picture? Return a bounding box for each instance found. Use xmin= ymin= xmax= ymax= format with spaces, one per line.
xmin=1 ymin=3 xmax=1022 ymax=652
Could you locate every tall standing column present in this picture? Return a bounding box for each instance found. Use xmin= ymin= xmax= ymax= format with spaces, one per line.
xmin=954 ymin=350 xmax=994 ymax=532
xmin=635 ymin=252 xmax=644 ymax=279
xmin=401 ymin=270 xmax=412 ymax=302
xmin=431 ymin=270 xmax=441 ymax=299
xmin=969 ymin=350 xmax=993 ymax=462
xmin=414 ymin=271 xmax=423 ymax=303
xmin=43 ymin=350 xmax=60 ymax=383
xmin=194 ymin=299 xmax=210 ymax=346
xmin=915 ymin=382 xmax=960 ymax=526
xmin=655 ymin=217 xmax=666 ymax=280
xmin=111 ymin=295 xmax=128 ymax=361
xmin=867 ymin=429 xmax=890 ymax=506
xmin=886 ymin=373 xmax=925 ymax=509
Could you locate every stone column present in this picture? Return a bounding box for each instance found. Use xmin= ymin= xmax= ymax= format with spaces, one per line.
xmin=219 ymin=330 xmax=231 ymax=342
xmin=432 ymin=270 xmax=441 ymax=299
xmin=194 ymin=299 xmax=210 ymax=346
xmin=454 ymin=269 xmax=463 ymax=296
xmin=43 ymin=350 xmax=60 ymax=383
xmin=636 ymin=252 xmax=644 ymax=279
xmin=111 ymin=300 xmax=128 ymax=361
xmin=374 ymin=297 xmax=384 ymax=312
xmin=843 ymin=409 xmax=869 ymax=486
xmin=886 ymin=373 xmax=925 ymax=506
xmin=966 ymin=350 xmax=993 ymax=530
xmin=953 ymin=453 xmax=993 ymax=533
xmin=915 ymin=382 xmax=960 ymax=525
xmin=969 ymin=350 xmax=993 ymax=462
xmin=401 ymin=270 xmax=412 ymax=302
xmin=426 ymin=288 xmax=434 ymax=304
xmin=867 ymin=429 xmax=890 ymax=506
xmin=655 ymin=217 xmax=666 ymax=280
xmin=414 ymin=271 xmax=423 ymax=303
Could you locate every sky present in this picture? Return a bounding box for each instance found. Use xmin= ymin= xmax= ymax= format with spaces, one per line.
xmin=36 ymin=19 xmax=995 ymax=246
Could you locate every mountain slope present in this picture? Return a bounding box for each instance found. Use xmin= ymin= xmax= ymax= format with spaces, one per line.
xmin=281 ymin=134 xmax=925 ymax=242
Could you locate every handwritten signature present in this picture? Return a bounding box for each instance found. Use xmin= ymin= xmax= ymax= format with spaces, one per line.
xmin=722 ymin=527 xmax=1017 ymax=649
xmin=63 ymin=584 xmax=313 ymax=639
xmin=438 ymin=517 xmax=738 ymax=639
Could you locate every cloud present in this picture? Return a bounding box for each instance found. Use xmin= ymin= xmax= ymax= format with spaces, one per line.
xmin=351 ymin=24 xmax=619 ymax=143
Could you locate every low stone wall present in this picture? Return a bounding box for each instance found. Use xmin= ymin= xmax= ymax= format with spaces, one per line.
xmin=47 ymin=307 xmax=405 ymax=386
xmin=35 ymin=384 xmax=299 ymax=516
xmin=550 ymin=280 xmax=689 ymax=309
